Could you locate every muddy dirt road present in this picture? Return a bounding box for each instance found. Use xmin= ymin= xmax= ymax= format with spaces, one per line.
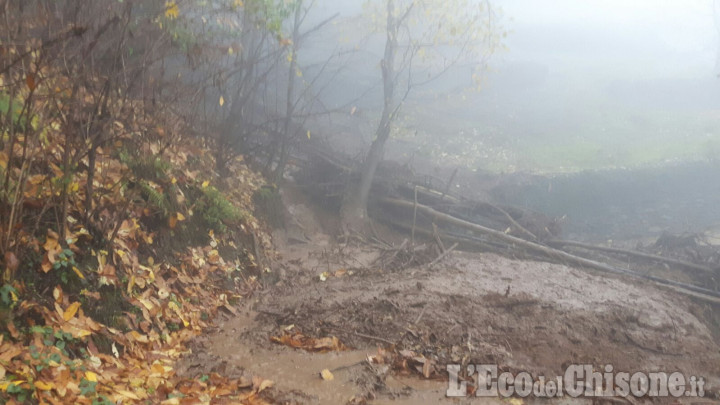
xmin=178 ymin=190 xmax=720 ymax=404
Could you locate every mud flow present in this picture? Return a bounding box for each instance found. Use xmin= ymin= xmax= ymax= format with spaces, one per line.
xmin=177 ymin=184 xmax=720 ymax=405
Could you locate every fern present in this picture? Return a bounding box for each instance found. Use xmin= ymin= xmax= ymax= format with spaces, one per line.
xmin=139 ymin=181 xmax=171 ymax=216
xmin=195 ymin=186 xmax=246 ymax=232
xmin=119 ymin=149 xmax=171 ymax=182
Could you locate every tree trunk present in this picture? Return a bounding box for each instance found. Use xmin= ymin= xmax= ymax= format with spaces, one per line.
xmin=340 ymin=0 xmax=398 ymax=232
xmin=273 ymin=0 xmax=302 ymax=184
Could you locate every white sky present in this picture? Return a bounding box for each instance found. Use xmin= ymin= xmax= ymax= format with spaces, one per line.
xmin=497 ymin=0 xmax=718 ymax=77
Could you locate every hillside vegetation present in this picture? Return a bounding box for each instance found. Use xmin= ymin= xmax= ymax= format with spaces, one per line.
xmin=0 ymin=1 xmax=287 ymax=403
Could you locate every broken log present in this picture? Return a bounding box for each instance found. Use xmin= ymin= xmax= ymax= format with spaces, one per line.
xmin=547 ymin=239 xmax=715 ymax=275
xmin=378 ymin=197 xmax=720 ymax=302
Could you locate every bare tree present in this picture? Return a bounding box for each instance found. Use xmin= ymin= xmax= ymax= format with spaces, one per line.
xmin=340 ymin=0 xmax=503 ymax=231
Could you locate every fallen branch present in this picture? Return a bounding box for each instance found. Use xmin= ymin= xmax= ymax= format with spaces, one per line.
xmin=411 ymin=186 xmax=419 ymax=245
xmin=427 ymin=242 xmax=459 ymax=269
xmin=378 ymin=197 xmax=720 ymax=302
xmin=432 ymin=223 xmax=446 ymax=253
xmin=413 ymin=304 xmax=428 ymax=325
xmin=383 ymin=239 xmax=408 ymax=265
xmin=548 ymin=239 xmax=715 ymax=275
xmin=440 ymin=167 xmax=458 ymax=201
xmin=479 ymin=201 xmax=538 ymax=241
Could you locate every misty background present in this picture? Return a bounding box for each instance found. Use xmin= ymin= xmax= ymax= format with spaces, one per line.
xmin=287 ymin=0 xmax=720 ymax=240
xmin=299 ymin=0 xmax=720 ymax=174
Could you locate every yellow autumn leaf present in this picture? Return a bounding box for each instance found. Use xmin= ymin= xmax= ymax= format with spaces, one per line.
xmin=0 ymin=381 xmax=24 ymax=392
xmin=164 ymin=1 xmax=179 ymax=19
xmin=63 ymin=301 xmax=81 ymax=321
xmin=72 ymin=266 xmax=85 ymax=280
xmin=73 ymin=329 xmax=92 ymax=338
xmin=219 ymin=96 xmax=225 ymax=106
xmin=258 ymin=379 xmax=273 ymax=392
xmin=151 ymin=363 xmax=166 ymax=374
xmin=176 ymin=212 xmax=186 ymax=221
xmin=307 ymin=130 xmax=311 ymax=139
xmin=202 ymin=180 xmax=210 ymax=188
xmin=127 ymin=275 xmax=135 ymax=294
xmin=85 ymin=371 xmax=98 ymax=382
xmin=138 ymin=298 xmax=154 ymax=311
xmin=320 ymin=369 xmax=334 ymax=381
xmin=34 ymin=381 xmax=54 ymax=391
xmin=116 ymin=389 xmax=140 ymax=400
xmin=129 ymin=331 xmax=149 ymax=343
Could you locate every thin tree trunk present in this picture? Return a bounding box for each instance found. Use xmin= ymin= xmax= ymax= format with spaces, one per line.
xmin=341 ymin=0 xmax=398 ymax=230
xmin=59 ymin=131 xmax=72 ymax=239
xmin=273 ymin=0 xmax=302 ymax=184
xmin=85 ymin=139 xmax=97 ymax=217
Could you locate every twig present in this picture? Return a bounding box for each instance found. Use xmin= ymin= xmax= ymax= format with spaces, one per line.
xmin=440 ymin=167 xmax=458 ymax=201
xmin=481 ymin=201 xmax=537 ymax=241
xmin=411 ymin=185 xmax=418 ymax=245
xmin=369 ymin=220 xmax=392 ymax=248
xmin=382 ymin=238 xmax=408 ymax=266
xmin=353 ymin=331 xmax=396 ymax=346
xmin=330 ymin=361 xmax=365 ymax=373
xmin=413 ymin=304 xmax=427 ymax=325
xmin=432 ymin=222 xmax=446 ymax=253
xmin=427 ymin=242 xmax=459 ymax=269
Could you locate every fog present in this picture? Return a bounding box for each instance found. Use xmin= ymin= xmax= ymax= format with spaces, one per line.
xmin=298 ymin=0 xmax=720 ymax=174
xmin=287 ymin=0 xmax=720 ymax=240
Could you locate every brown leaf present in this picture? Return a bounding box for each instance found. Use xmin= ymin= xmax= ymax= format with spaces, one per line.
xmin=26 ymin=72 xmax=36 ymax=90
xmin=41 ymin=255 xmax=53 ymax=273
xmin=252 ymin=377 xmax=273 ymax=393
xmin=6 ymin=320 xmax=19 ymax=339
xmin=46 ymin=228 xmax=60 ymax=244
xmin=4 ymin=252 xmax=18 ymax=274
xmin=422 ymin=360 xmax=432 ymax=379
xmin=0 ymin=345 xmax=23 ymax=363
xmin=271 ymin=331 xmax=346 ymax=353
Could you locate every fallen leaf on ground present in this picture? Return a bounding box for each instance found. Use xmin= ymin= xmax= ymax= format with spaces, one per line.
xmin=320 ymin=369 xmax=334 ymax=381
xmin=270 ymin=330 xmax=347 ymax=353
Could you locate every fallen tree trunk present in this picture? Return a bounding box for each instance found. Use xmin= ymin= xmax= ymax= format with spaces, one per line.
xmin=547 ymin=239 xmax=715 ymax=275
xmin=378 ymin=197 xmax=720 ymax=302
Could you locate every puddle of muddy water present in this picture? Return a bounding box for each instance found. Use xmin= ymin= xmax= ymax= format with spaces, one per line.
xmin=206 ymin=311 xmax=372 ymax=404
xmin=201 ymin=310 xmax=605 ymax=405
